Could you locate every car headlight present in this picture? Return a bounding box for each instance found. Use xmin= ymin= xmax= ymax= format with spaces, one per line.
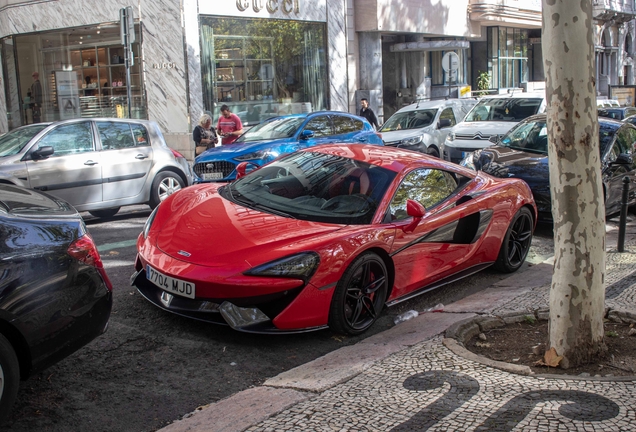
xmin=143 ymin=205 xmax=160 ymax=239
xmin=235 ymin=150 xmax=277 ymax=161
xmin=402 ymin=135 xmax=423 ymax=146
xmin=446 ymin=132 xmax=456 ymax=142
xmin=460 ymin=152 xmax=476 ymax=170
xmin=244 ymin=252 xmax=320 ymax=283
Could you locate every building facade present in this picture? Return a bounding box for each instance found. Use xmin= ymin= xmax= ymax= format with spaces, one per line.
xmin=0 ymin=0 xmax=632 ymax=159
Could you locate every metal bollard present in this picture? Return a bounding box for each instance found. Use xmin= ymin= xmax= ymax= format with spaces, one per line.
xmin=617 ymin=176 xmax=630 ymax=252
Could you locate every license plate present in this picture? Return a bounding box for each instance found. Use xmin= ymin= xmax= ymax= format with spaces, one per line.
xmin=146 ymin=265 xmax=195 ymax=299
xmin=202 ymin=172 xmax=223 ymax=180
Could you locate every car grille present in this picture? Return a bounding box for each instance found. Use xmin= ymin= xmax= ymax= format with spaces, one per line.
xmin=384 ymin=140 xmax=400 ymax=147
xmin=454 ymin=133 xmax=495 ymax=141
xmin=449 ymin=147 xmax=480 ymax=154
xmin=193 ymin=161 xmax=236 ymax=178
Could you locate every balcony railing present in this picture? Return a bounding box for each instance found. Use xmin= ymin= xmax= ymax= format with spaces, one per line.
xmin=593 ymin=0 xmax=636 ymax=21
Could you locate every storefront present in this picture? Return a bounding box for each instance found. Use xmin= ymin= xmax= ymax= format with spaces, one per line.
xmin=1 ymin=23 xmax=144 ymax=130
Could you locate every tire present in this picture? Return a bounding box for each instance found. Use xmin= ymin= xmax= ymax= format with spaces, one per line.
xmin=0 ymin=334 xmax=19 ymax=425
xmin=149 ymin=172 xmax=185 ymax=209
xmin=426 ymin=146 xmax=440 ymax=158
xmin=329 ymin=252 xmax=388 ymax=335
xmin=494 ymin=206 xmax=534 ymax=273
xmin=88 ymin=207 xmax=120 ymax=219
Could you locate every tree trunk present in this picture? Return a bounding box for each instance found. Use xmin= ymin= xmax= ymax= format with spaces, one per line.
xmin=543 ymin=0 xmax=606 ymax=369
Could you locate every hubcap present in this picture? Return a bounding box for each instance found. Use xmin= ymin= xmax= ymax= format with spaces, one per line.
xmin=344 ymin=261 xmax=387 ymax=331
xmin=507 ymin=212 xmax=533 ymax=267
xmin=158 ymin=177 xmax=182 ymax=202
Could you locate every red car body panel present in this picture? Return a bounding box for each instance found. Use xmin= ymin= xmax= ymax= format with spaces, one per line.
xmin=133 ymin=144 xmax=537 ymax=333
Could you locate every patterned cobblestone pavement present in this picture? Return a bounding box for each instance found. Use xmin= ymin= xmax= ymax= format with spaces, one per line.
xmin=161 ymin=224 xmax=636 ymax=432
xmin=247 ymin=337 xmax=635 ymax=431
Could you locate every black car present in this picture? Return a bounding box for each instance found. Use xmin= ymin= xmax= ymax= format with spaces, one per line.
xmin=461 ymin=114 xmax=636 ymax=222
xmin=0 ymin=184 xmax=112 ymax=423
xmin=598 ymin=106 xmax=636 ymax=121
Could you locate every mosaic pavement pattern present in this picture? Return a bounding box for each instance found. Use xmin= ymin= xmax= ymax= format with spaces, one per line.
xmin=246 ymin=338 xmax=635 ymax=432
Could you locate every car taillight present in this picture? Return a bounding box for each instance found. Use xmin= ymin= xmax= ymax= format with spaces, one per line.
xmin=170 ymin=148 xmax=184 ymax=159
xmin=67 ymin=234 xmax=113 ymax=291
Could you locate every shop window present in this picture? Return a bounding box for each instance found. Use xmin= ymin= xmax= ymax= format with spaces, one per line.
xmin=200 ymin=17 xmax=328 ymax=124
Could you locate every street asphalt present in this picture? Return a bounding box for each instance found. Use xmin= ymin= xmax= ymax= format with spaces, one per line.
xmin=158 ymin=217 xmax=636 ymax=432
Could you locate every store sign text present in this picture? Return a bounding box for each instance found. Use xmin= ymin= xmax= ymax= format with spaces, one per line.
xmin=236 ymin=0 xmax=299 ymax=15
xmin=153 ymin=62 xmax=177 ymax=70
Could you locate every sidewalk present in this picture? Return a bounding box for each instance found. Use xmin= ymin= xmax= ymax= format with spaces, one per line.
xmin=160 ymin=219 xmax=636 ymax=432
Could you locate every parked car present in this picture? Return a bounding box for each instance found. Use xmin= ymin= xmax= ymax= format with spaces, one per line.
xmin=597 ymin=99 xmax=621 ymax=108
xmin=441 ymin=91 xmax=546 ymax=164
xmin=0 ymin=184 xmax=112 ymax=423
xmin=132 ymin=144 xmax=536 ymax=335
xmin=460 ymin=114 xmax=636 ymax=221
xmin=0 ymin=118 xmax=193 ymax=218
xmin=192 ymin=111 xmax=383 ymax=182
xmin=379 ymin=98 xmax=477 ymax=157
xmin=598 ymin=106 xmax=636 ymax=121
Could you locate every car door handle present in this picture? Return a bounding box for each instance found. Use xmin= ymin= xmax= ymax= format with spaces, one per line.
xmin=84 ymin=160 xmax=99 ymax=166
xmin=135 ymin=154 xmax=148 ymax=159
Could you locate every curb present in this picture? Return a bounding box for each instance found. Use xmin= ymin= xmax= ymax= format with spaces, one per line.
xmin=443 ymin=310 xmax=636 ymax=382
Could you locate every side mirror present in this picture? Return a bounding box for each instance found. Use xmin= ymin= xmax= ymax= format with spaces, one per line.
xmin=235 ymin=161 xmax=260 ymax=179
xmin=402 ymin=199 xmax=426 ymax=233
xmin=438 ymin=118 xmax=452 ymax=129
xmin=488 ymin=135 xmax=499 ymax=144
xmin=613 ymin=153 xmax=632 ymax=165
xmin=31 ymin=146 xmax=54 ymax=160
xmin=300 ymin=130 xmax=314 ymax=140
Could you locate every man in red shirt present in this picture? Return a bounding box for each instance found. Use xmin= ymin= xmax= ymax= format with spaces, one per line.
xmin=217 ymin=105 xmax=244 ymax=145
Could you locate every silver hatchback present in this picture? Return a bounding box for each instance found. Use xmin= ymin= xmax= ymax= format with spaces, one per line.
xmin=0 ymin=118 xmax=193 ymax=218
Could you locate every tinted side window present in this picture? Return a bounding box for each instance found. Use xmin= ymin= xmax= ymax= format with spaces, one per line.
xmin=332 ymin=116 xmax=356 ymax=134
xmin=616 ymin=127 xmax=632 ymax=155
xmin=304 ymin=116 xmax=332 ymax=137
xmin=439 ymin=108 xmax=457 ymax=127
xmin=389 ymin=169 xmax=460 ymax=220
xmin=131 ymin=124 xmax=150 ymax=146
xmin=36 ymin=122 xmax=94 ymax=156
xmin=97 ymin=122 xmax=137 ymax=150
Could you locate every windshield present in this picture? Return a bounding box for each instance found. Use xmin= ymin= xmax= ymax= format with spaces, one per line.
xmin=500 ymin=118 xmax=618 ymax=155
xmin=222 ymin=151 xmax=397 ymax=224
xmin=464 ymin=98 xmax=542 ymax=122
xmin=235 ymin=116 xmax=306 ymax=142
xmin=500 ymin=119 xmax=549 ymax=153
xmin=0 ymin=124 xmax=48 ymax=157
xmin=380 ymin=109 xmax=437 ymax=132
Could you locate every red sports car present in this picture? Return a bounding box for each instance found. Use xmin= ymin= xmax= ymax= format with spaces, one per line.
xmin=131 ymin=144 xmax=536 ymax=335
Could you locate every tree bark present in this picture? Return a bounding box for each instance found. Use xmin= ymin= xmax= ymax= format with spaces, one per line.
xmin=543 ymin=0 xmax=606 ymax=368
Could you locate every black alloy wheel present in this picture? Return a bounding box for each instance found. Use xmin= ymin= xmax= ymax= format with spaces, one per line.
xmin=426 ymin=146 xmax=440 ymax=158
xmin=329 ymin=252 xmax=388 ymax=335
xmin=494 ymin=206 xmax=533 ymax=273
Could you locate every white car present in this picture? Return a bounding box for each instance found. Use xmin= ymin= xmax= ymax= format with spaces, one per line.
xmin=0 ymin=118 xmax=193 ymax=218
xmin=379 ymin=98 xmax=477 ymax=157
xmin=441 ymin=91 xmax=546 ymax=164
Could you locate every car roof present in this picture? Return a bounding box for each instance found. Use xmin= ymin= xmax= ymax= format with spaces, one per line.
xmin=480 ymin=91 xmax=545 ymax=100
xmin=396 ymin=98 xmax=474 ymax=113
xmin=302 ymin=143 xmax=477 ymax=176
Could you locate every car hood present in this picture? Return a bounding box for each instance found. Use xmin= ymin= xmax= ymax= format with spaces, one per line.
xmin=476 ymin=146 xmax=549 ymax=188
xmin=195 ymin=138 xmax=293 ymax=161
xmin=381 ymin=129 xmax=430 ymax=142
xmin=450 ymin=121 xmax=517 ymax=137
xmin=155 ymin=185 xmax=344 ymax=268
xmin=0 ymin=184 xmax=78 ymax=218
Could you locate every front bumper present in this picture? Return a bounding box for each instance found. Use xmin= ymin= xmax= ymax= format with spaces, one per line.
xmin=131 ymin=268 xmax=327 ymax=334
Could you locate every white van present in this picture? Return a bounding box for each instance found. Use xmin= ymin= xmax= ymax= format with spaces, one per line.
xmin=378 ymin=98 xmax=477 ymax=157
xmin=441 ymin=91 xmax=546 ymax=164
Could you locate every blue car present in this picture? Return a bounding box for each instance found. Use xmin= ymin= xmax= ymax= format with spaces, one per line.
xmin=193 ymin=111 xmax=383 ymax=182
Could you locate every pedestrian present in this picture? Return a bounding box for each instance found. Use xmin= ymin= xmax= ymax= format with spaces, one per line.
xmin=30 ymin=72 xmax=42 ymax=123
xmin=217 ymin=104 xmax=244 ymax=145
xmin=193 ymin=113 xmax=218 ymax=156
xmin=359 ymin=98 xmax=379 ymax=130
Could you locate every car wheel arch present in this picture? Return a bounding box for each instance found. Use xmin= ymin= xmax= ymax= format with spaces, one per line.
xmin=155 ymin=167 xmax=188 ymax=188
xmin=355 ymin=246 xmax=395 ymax=301
xmin=0 ymin=319 xmax=32 ymax=379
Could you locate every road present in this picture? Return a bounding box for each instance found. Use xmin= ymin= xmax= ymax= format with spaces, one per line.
xmin=3 ymin=205 xmax=555 ymax=432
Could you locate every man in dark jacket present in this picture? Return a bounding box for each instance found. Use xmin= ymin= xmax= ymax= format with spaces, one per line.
xmin=359 ymin=98 xmax=379 ymax=130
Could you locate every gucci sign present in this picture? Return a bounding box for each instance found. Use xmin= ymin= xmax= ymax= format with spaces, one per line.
xmin=236 ymin=0 xmax=299 ymax=14
xmin=152 ymin=62 xmax=177 ymax=70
